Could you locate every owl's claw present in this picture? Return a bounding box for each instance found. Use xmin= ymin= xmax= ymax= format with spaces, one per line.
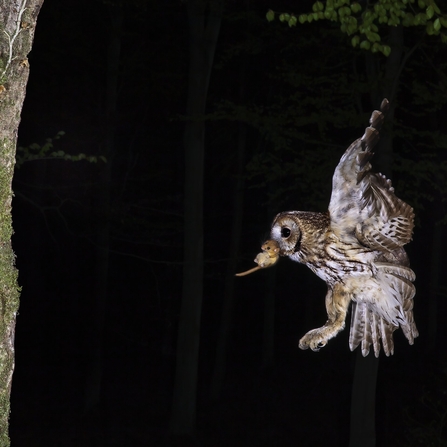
xmin=299 ymin=328 xmax=330 ymax=352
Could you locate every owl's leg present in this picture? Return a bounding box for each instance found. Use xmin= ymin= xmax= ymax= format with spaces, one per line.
xmin=299 ymin=284 xmax=351 ymax=352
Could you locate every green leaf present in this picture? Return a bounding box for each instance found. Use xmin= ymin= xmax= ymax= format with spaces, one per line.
xmin=360 ymin=40 xmax=371 ymax=49
xmin=288 ymin=15 xmax=297 ymax=26
xmin=351 ymin=2 xmax=362 ymax=13
xmin=266 ymin=9 xmax=275 ymax=22
xmin=351 ymin=35 xmax=360 ymax=47
xmin=371 ymin=42 xmax=380 ymax=52
xmin=299 ymin=14 xmax=307 ymax=23
xmin=403 ymin=12 xmax=415 ymax=25
xmin=434 ymin=17 xmax=441 ymax=30
xmin=382 ymin=45 xmax=391 ymax=56
xmin=366 ymin=31 xmax=380 ymax=42
xmin=426 ymin=5 xmax=434 ymax=19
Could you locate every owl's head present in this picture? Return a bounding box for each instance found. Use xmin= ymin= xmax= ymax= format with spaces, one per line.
xmin=270 ymin=212 xmax=302 ymax=256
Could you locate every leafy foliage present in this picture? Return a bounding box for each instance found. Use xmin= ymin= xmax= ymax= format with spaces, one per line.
xmin=16 ymin=131 xmax=107 ymax=167
xmin=267 ymin=0 xmax=447 ymax=56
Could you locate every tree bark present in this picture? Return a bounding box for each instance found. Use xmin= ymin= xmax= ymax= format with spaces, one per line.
xmin=170 ymin=0 xmax=223 ymax=436
xmin=0 ymin=0 xmax=44 ymax=444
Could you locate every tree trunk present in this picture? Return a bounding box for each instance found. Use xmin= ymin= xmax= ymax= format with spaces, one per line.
xmin=170 ymin=0 xmax=223 ymax=436
xmin=262 ymin=195 xmax=278 ymax=369
xmin=0 ymin=0 xmax=44 ymax=444
xmin=84 ymin=1 xmax=122 ymax=412
xmin=350 ymin=27 xmax=405 ymax=447
xmin=262 ymin=270 xmax=276 ymax=369
xmin=210 ymin=120 xmax=246 ymax=401
xmin=427 ymin=219 xmax=442 ymax=353
xmin=349 ymin=349 xmax=380 ymax=447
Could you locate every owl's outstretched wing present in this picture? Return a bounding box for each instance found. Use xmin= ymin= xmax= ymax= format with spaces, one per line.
xmin=328 ymin=99 xmax=414 ymax=250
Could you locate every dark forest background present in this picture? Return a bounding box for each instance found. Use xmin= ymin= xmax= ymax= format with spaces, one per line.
xmin=8 ymin=0 xmax=447 ymax=446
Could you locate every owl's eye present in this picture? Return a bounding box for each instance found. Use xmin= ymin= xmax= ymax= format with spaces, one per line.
xmin=281 ymin=227 xmax=291 ymax=238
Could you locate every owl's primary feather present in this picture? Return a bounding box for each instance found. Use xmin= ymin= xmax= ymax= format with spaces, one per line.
xmin=268 ymin=99 xmax=417 ymax=357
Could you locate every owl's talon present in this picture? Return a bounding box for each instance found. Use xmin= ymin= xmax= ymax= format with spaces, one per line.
xmin=299 ymin=328 xmax=331 ymax=352
xmin=298 ymin=340 xmax=309 ymax=350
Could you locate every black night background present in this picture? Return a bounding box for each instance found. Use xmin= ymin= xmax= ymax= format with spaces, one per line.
xmin=7 ymin=0 xmax=447 ymax=446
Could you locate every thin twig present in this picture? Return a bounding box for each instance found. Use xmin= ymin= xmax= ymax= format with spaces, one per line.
xmin=1 ymin=0 xmax=28 ymax=80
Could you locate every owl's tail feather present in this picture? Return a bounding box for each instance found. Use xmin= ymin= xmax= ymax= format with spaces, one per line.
xmin=401 ymin=305 xmax=419 ymax=345
xmin=349 ymin=302 xmax=398 ymax=357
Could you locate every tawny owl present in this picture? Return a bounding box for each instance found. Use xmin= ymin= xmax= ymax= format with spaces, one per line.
xmin=238 ymin=99 xmax=417 ymax=357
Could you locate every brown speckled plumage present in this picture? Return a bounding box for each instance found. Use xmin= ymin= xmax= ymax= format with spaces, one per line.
xmin=269 ymin=99 xmax=417 ymax=357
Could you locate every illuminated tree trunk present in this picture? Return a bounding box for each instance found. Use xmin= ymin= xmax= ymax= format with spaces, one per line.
xmin=0 ymin=0 xmax=44 ymax=444
xmin=170 ymin=0 xmax=223 ymax=436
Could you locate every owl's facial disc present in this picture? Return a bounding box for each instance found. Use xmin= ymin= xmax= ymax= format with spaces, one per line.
xmin=271 ymin=215 xmax=301 ymax=256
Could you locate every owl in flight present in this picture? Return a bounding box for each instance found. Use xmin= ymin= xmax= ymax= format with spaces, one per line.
xmin=237 ymin=99 xmax=417 ymax=357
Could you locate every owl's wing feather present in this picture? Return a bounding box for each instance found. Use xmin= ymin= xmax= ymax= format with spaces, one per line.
xmin=349 ymin=302 xmax=398 ymax=357
xmin=328 ymin=99 xmax=414 ymax=250
xmin=348 ymin=261 xmax=417 ymax=357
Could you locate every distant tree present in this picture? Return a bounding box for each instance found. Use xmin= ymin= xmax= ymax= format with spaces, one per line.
xmin=170 ymin=0 xmax=224 ymax=437
xmin=83 ymin=0 xmax=123 ymax=413
xmin=0 ymin=0 xmax=44 ymax=444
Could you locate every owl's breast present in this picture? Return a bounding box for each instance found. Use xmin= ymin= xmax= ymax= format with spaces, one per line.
xmin=290 ymin=237 xmax=375 ymax=286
